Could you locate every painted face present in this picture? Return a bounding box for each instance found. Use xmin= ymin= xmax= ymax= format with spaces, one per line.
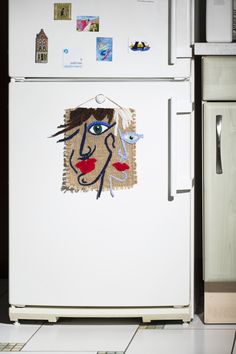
xmin=52 ymin=107 xmax=143 ymax=199
xmin=68 ymin=115 xmax=116 ymax=198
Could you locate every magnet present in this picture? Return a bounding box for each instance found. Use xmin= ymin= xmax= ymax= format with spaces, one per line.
xmin=129 ymin=40 xmax=151 ymax=52
xmin=76 ymin=16 xmax=99 ymax=32
xmin=96 ymin=37 xmax=113 ymax=62
xmin=95 ymin=94 xmax=106 ymax=104
xmin=35 ymin=29 xmax=48 ymax=63
xmin=63 ymin=48 xmax=83 ymax=68
xmin=54 ymin=3 xmax=72 ymax=20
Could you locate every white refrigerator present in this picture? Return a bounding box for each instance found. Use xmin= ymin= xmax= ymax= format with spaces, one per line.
xmin=9 ymin=0 xmax=195 ymax=323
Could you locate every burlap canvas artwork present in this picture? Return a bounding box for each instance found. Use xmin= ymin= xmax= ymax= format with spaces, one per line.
xmin=52 ymin=106 xmax=143 ymax=199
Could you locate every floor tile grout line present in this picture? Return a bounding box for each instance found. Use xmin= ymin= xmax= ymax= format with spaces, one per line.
xmin=156 ymin=324 xmax=236 ymax=330
xmin=0 ymin=343 xmax=8 ymax=352
xmin=231 ymin=330 xmax=236 ymax=354
xmin=123 ymin=325 xmax=140 ymax=353
xmin=19 ymin=322 xmax=45 ymax=351
xmin=22 ymin=350 xmax=103 ymax=354
xmin=19 ymin=351 xmax=98 ymax=353
xmin=10 ymin=343 xmax=19 ymax=351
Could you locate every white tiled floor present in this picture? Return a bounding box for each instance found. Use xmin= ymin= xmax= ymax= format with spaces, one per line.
xmin=22 ymin=322 xmax=139 ymax=352
xmin=0 ymin=323 xmax=42 ymax=344
xmin=126 ymin=328 xmax=235 ymax=354
xmin=0 ymin=280 xmax=236 ymax=354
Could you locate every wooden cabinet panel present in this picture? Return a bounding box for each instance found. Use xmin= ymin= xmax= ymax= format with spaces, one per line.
xmin=203 ymin=102 xmax=236 ymax=281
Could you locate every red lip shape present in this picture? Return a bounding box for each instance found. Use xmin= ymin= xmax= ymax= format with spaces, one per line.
xmin=76 ymin=158 xmax=97 ymax=174
xmin=112 ymin=162 xmax=130 ymax=172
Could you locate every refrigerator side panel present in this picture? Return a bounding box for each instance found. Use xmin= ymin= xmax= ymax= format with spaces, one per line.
xmin=203 ymin=103 xmax=236 ymax=282
xmin=9 ymin=0 xmax=191 ymax=78
xmin=9 ymin=81 xmax=193 ymax=307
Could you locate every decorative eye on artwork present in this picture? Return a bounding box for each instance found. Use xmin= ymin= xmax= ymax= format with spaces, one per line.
xmin=87 ymin=121 xmax=111 ymax=135
xmin=121 ymin=132 xmax=144 ymax=144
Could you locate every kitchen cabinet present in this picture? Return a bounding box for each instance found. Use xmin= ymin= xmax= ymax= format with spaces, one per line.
xmin=202 ymin=56 xmax=236 ymax=323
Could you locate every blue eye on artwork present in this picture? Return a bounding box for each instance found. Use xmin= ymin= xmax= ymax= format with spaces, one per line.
xmin=87 ymin=121 xmax=112 ymax=135
xmin=121 ymin=132 xmax=144 ymax=144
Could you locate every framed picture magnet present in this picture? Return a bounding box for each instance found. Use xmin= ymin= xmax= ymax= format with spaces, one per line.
xmin=76 ymin=16 xmax=99 ymax=32
xmin=96 ymin=37 xmax=113 ymax=62
xmin=54 ymin=3 xmax=72 ymax=20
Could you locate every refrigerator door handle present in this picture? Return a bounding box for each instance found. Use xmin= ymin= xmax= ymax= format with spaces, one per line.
xmin=170 ymin=0 xmax=176 ymax=65
xmin=169 ymin=97 xmax=177 ymax=199
xmin=216 ymin=114 xmax=223 ymax=174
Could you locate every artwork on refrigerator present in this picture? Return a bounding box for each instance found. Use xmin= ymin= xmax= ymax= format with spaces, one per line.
xmin=129 ymin=40 xmax=151 ymax=52
xmin=35 ymin=29 xmax=48 ymax=63
xmin=76 ymin=16 xmax=99 ymax=32
xmin=51 ymin=104 xmax=143 ymax=199
xmin=54 ymin=3 xmax=72 ymax=20
xmin=96 ymin=37 xmax=113 ymax=62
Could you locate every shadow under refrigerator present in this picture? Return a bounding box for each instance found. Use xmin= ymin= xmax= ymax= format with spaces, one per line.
xmin=9 ymin=0 xmax=194 ymax=322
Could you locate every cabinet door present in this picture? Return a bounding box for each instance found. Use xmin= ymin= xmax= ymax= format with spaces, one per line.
xmin=204 ymin=103 xmax=236 ymax=281
xmin=202 ymin=57 xmax=236 ymax=101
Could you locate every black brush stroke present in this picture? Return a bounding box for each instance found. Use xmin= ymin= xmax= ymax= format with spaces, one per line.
xmin=79 ymin=123 xmax=94 ymax=158
xmin=96 ymin=132 xmax=115 ymax=199
xmin=69 ymin=149 xmax=78 ymax=174
xmin=56 ymin=127 xmax=80 ymax=143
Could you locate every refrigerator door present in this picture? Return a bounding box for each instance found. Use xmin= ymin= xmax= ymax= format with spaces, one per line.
xmin=9 ymin=80 xmax=193 ymax=307
xmin=203 ymin=103 xmax=236 ymax=282
xmin=9 ymin=0 xmax=192 ymax=78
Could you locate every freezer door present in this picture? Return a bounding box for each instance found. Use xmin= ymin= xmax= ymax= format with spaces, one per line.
xmin=203 ymin=103 xmax=236 ymax=282
xmin=9 ymin=81 xmax=193 ymax=307
xmin=9 ymin=0 xmax=192 ymax=78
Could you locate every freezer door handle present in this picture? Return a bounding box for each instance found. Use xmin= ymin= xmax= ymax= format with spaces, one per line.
xmin=170 ymin=0 xmax=176 ymax=65
xmin=169 ymin=97 xmax=177 ymax=198
xmin=216 ymin=114 xmax=223 ymax=174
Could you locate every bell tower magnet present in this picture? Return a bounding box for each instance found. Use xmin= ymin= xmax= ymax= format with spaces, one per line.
xmin=35 ymin=29 xmax=48 ymax=63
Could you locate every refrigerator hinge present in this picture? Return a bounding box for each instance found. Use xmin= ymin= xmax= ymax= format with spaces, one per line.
xmin=11 ymin=77 xmax=26 ymax=83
